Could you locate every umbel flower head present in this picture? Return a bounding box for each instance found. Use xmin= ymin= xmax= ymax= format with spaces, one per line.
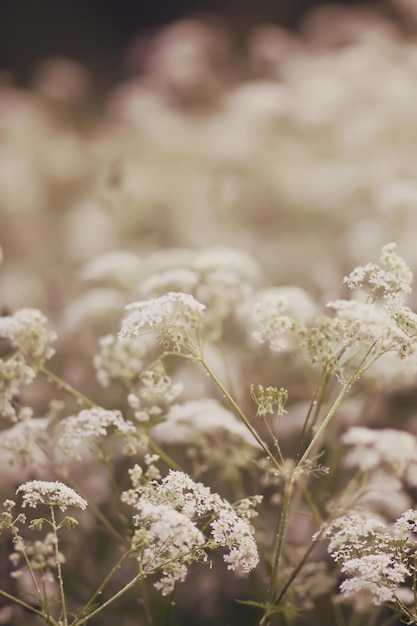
xmin=0 ymin=308 xmax=57 ymax=421
xmin=253 ymin=244 xmax=417 ymax=373
xmin=122 ymin=468 xmax=260 ymax=595
xmin=16 ymin=481 xmax=87 ymax=511
xmin=119 ymin=292 xmax=206 ymax=354
xmin=318 ymin=510 xmax=417 ymax=606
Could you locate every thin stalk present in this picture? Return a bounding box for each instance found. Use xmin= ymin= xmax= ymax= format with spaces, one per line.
xmin=39 ymin=365 xmax=95 ymax=409
xmin=297 ymin=342 xmax=378 ymax=468
xmin=273 ymin=526 xmax=326 ymax=607
xmin=72 ymin=571 xmax=145 ymax=623
xmin=269 ymin=471 xmax=295 ymax=602
xmin=11 ymin=527 xmax=44 ymax=611
xmin=50 ymin=506 xmax=68 ymax=626
xmin=42 ymin=364 xmax=182 ymax=473
xmin=294 ymin=365 xmax=330 ymax=461
xmin=71 ymin=549 xmax=135 ymax=625
xmin=148 ymin=440 xmax=182 ymax=472
xmin=0 ymin=589 xmax=59 ymax=625
xmin=198 ymin=357 xmax=280 ymax=471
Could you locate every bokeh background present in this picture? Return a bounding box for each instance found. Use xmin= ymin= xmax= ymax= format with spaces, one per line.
xmin=2 ymin=0 xmax=417 ymax=386
xmin=2 ymin=3 xmax=417 ymax=625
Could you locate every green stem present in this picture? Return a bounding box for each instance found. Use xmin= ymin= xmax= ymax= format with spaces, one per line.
xmin=295 ymin=365 xmax=330 ymax=461
xmin=198 ymin=357 xmax=280 ymax=471
xmin=269 ymin=471 xmax=295 ymax=603
xmin=11 ymin=527 xmax=45 ymax=611
xmin=50 ymin=507 xmax=68 ymax=626
xmin=297 ymin=342 xmax=378 ymax=468
xmin=72 ymin=571 xmax=145 ymax=623
xmin=39 ymin=365 xmax=96 ymax=409
xmin=41 ymin=365 xmax=182 ymax=473
xmin=72 ymin=549 xmax=135 ymax=625
xmin=0 ymin=589 xmax=59 ymax=625
xmin=148 ymin=440 xmax=182 ymax=472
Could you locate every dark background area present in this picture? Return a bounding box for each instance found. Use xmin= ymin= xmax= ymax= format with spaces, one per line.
xmin=0 ymin=0 xmax=377 ymax=93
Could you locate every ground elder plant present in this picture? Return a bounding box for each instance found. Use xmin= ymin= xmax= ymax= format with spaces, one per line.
xmin=2 ymin=243 xmax=417 ymax=625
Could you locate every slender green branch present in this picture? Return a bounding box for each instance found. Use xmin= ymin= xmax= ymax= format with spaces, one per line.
xmin=50 ymin=507 xmax=68 ymax=626
xmin=295 ymin=365 xmax=329 ymax=461
xmin=39 ymin=365 xmax=96 ymax=409
xmin=72 ymin=570 xmax=145 ymax=623
xmin=0 ymin=589 xmax=59 ymax=625
xmin=10 ymin=527 xmax=44 ymax=611
xmin=297 ymin=342 xmax=378 ymax=468
xmin=269 ymin=471 xmax=295 ymax=603
xmin=148 ymin=439 xmax=182 ymax=472
xmin=72 ymin=549 xmax=135 ymax=625
xmin=198 ymin=357 xmax=280 ymax=471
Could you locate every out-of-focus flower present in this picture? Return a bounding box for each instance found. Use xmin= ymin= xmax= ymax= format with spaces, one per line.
xmin=119 ymin=292 xmax=206 ymax=354
xmin=16 ymin=480 xmax=87 ymax=511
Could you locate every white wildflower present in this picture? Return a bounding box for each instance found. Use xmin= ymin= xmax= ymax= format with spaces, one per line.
xmin=211 ymin=508 xmax=260 ymax=573
xmin=119 ymin=292 xmax=205 ymax=353
xmin=343 ymin=243 xmax=413 ymax=299
xmin=81 ymin=250 xmax=142 ymax=290
xmin=150 ymin=398 xmax=260 ymax=447
xmin=123 ymin=469 xmax=260 ymax=583
xmin=319 ymin=514 xmax=387 ymax=564
xmin=393 ymin=509 xmax=417 ymax=540
xmin=0 ymin=308 xmax=56 ymax=362
xmin=0 ymin=309 xmax=56 ymax=421
xmin=253 ymin=297 xmax=300 ymax=351
xmin=94 ymin=333 xmax=151 ymax=387
xmin=0 ymin=418 xmax=49 ymax=478
xmin=17 ymin=481 xmax=87 ymax=511
xmin=340 ymin=554 xmax=410 ymax=605
xmin=342 ymin=427 xmax=417 ymax=480
xmin=326 ymin=300 xmax=412 ymax=355
xmin=132 ymin=500 xmax=206 ymax=595
xmin=55 ymin=407 xmax=137 ymax=460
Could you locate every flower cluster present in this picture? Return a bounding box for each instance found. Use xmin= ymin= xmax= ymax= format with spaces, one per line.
xmin=0 ymin=309 xmax=56 ymax=421
xmin=342 ymin=427 xmax=417 ymax=485
xmin=253 ymin=297 xmax=303 ymax=352
xmin=122 ymin=468 xmax=260 ymax=593
xmin=139 ymin=247 xmax=261 ymax=340
xmin=254 ymin=245 xmax=417 ymax=382
xmin=250 ymin=384 xmax=288 ymax=418
xmin=10 ymin=531 xmax=65 ymax=583
xmin=119 ymin=292 xmax=206 ymax=354
xmin=343 ymin=243 xmax=413 ymax=300
xmin=54 ymin=407 xmax=138 ymax=460
xmin=319 ymin=510 xmax=417 ymax=606
xmin=16 ymin=481 xmax=87 ymax=511
xmin=93 ymin=333 xmax=150 ymax=387
xmin=127 ymin=362 xmax=183 ymax=422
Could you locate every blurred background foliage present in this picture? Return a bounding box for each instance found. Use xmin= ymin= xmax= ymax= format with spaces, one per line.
xmin=2 ymin=2 xmax=417 ymax=624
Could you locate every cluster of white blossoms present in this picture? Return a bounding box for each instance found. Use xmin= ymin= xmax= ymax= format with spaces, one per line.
xmin=16 ymin=481 xmax=87 ymax=512
xmin=0 ymin=308 xmax=56 ymax=421
xmin=119 ymin=292 xmax=206 ymax=354
xmin=0 ymin=417 xmax=49 ymax=479
xmin=54 ymin=407 xmax=138 ymax=460
xmin=139 ymin=247 xmax=262 ymax=340
xmin=319 ymin=510 xmax=417 ymax=606
xmin=342 ymin=426 xmax=417 ymax=486
xmin=93 ymin=333 xmax=150 ymax=387
xmin=122 ymin=468 xmax=261 ymax=594
xmin=253 ymin=296 xmax=302 ymax=352
xmin=343 ymin=243 xmax=413 ymax=299
xmin=127 ymin=363 xmax=183 ymax=422
xmin=254 ymin=244 xmax=417 ymax=374
xmin=150 ymin=398 xmax=260 ymax=447
xmin=10 ymin=531 xmax=65 ymax=583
